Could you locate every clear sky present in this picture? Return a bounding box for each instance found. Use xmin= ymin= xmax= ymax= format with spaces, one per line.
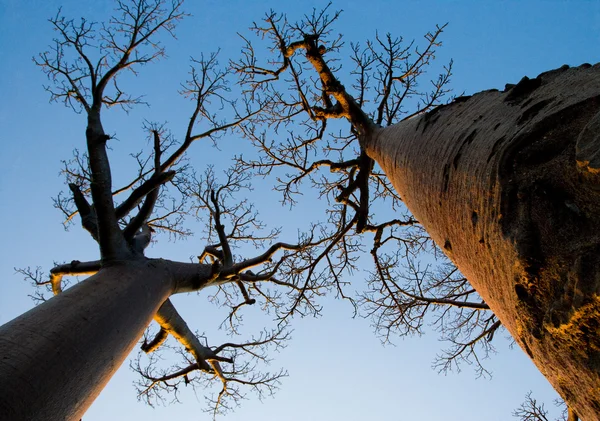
xmin=0 ymin=1 xmax=599 ymax=420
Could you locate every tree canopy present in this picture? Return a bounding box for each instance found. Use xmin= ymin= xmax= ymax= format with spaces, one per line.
xmin=1 ymin=1 xmax=598 ymax=420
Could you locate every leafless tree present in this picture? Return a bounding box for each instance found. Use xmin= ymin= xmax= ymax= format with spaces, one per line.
xmin=231 ymin=5 xmax=502 ymax=378
xmin=4 ymin=1 xmax=350 ymax=418
xmin=228 ymin=5 xmax=600 ymax=420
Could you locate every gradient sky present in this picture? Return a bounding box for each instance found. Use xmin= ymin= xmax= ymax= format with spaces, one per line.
xmin=1 ymin=1 xmax=599 ymax=420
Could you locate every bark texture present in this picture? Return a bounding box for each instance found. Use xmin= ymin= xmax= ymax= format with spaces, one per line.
xmin=0 ymin=260 xmax=176 ymax=420
xmin=365 ymin=63 xmax=600 ymax=420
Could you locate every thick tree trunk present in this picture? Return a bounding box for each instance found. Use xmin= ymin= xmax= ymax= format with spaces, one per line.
xmin=365 ymin=63 xmax=600 ymax=420
xmin=0 ymin=260 xmax=175 ymax=420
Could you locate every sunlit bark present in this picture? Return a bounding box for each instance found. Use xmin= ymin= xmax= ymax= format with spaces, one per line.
xmin=365 ymin=63 xmax=600 ymax=420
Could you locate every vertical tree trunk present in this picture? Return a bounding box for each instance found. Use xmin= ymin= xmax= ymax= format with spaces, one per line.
xmin=365 ymin=64 xmax=600 ymax=420
xmin=0 ymin=261 xmax=174 ymax=420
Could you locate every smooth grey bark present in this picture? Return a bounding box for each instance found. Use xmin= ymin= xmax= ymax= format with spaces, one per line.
xmin=365 ymin=63 xmax=600 ymax=420
xmin=0 ymin=259 xmax=210 ymax=420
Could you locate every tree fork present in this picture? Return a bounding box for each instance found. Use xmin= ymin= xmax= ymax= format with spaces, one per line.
xmin=365 ymin=63 xmax=600 ymax=420
xmin=0 ymin=261 xmax=175 ymax=420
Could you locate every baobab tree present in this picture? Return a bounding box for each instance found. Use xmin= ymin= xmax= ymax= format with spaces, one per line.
xmin=0 ymin=1 xmax=335 ymax=419
xmin=233 ymin=7 xmax=600 ymax=421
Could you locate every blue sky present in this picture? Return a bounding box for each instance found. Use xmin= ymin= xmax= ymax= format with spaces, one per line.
xmin=0 ymin=1 xmax=599 ymax=420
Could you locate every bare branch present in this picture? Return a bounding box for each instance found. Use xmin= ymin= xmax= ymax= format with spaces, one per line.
xmin=68 ymin=183 xmax=99 ymax=241
xmin=513 ymin=392 xmax=551 ymax=421
xmin=123 ymin=129 xmax=164 ymax=241
xmin=115 ymin=171 xmax=176 ymax=220
xmin=142 ymin=327 xmax=168 ymax=354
